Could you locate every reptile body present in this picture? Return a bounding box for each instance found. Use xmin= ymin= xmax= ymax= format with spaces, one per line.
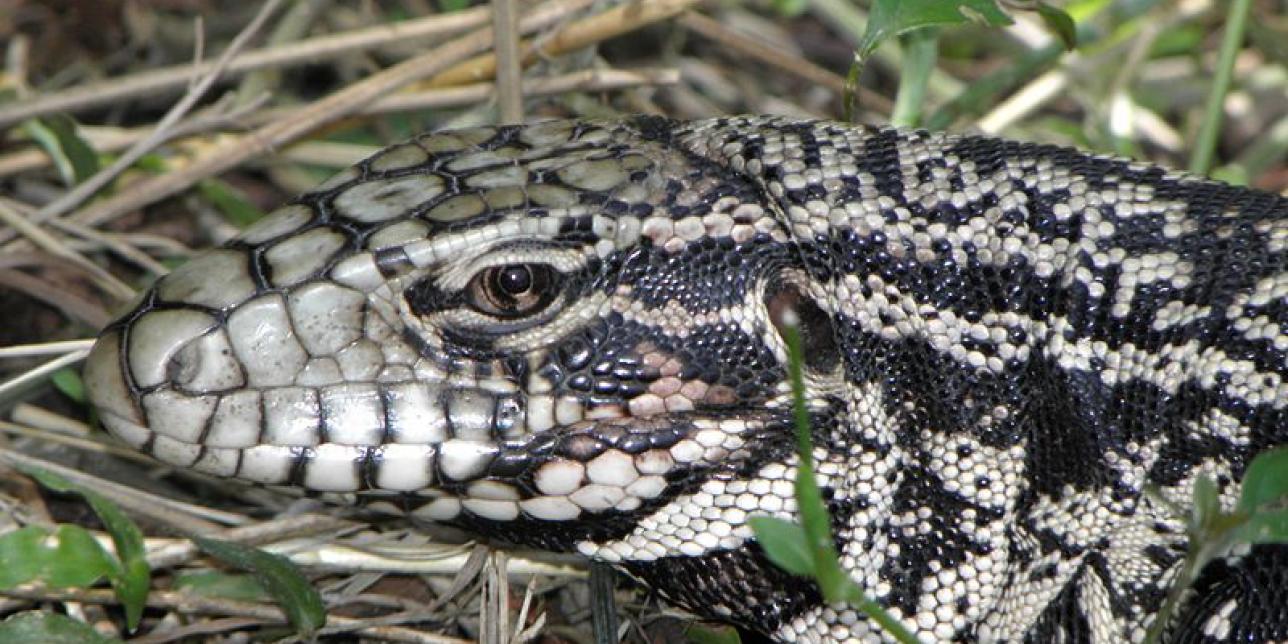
xmin=84 ymin=116 xmax=1288 ymax=642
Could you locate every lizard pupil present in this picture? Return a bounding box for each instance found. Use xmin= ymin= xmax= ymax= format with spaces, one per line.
xmin=465 ymin=263 xmax=558 ymax=319
xmin=496 ymin=265 xmax=533 ymax=295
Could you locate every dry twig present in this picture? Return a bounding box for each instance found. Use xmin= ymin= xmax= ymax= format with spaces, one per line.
xmin=0 ymin=200 xmax=134 ymax=299
xmin=29 ymin=0 xmax=287 ymax=226
xmin=0 ymin=447 xmax=247 ymax=530
xmin=679 ymin=12 xmax=850 ymax=99
xmin=0 ymin=6 xmax=493 ymax=128
xmin=423 ymin=0 xmax=702 ymax=88
xmin=0 ymin=586 xmax=472 ymax=644
xmin=493 ymin=0 xmax=526 ymax=123
xmin=0 ymin=68 xmax=678 ymax=179
xmin=45 ymin=0 xmax=597 ymax=237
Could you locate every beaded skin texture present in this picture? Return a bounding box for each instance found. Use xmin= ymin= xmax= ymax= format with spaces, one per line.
xmin=84 ymin=116 xmax=1287 ymax=642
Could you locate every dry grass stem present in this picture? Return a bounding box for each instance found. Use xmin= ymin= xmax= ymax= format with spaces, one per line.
xmin=44 ymin=0 xmax=595 ymax=238
xmin=977 ymin=68 xmax=1070 ymax=134
xmin=0 ymin=270 xmax=110 ymax=329
xmin=0 ymin=68 xmax=678 ymax=179
xmin=481 ymin=551 xmax=510 ymax=644
xmin=144 ymin=513 xmax=357 ymax=570
xmin=128 ymin=616 xmax=274 ymax=644
xmin=9 ymin=403 xmax=92 ymax=437
xmin=0 ymin=200 xmax=135 ymax=299
xmin=0 ymin=339 xmax=95 ymax=359
xmin=46 ymin=218 xmax=175 ymax=277
xmin=0 ymin=447 xmax=248 ymax=530
xmin=0 ymin=586 xmax=473 ymax=643
xmin=0 ymin=6 xmax=494 ymax=128
xmin=0 ymin=349 xmax=91 ymax=404
xmin=371 ymin=67 xmax=680 ymax=113
xmin=0 ymin=420 xmax=155 ymax=467
xmin=424 ymin=0 xmax=701 ymax=88
xmin=679 ymin=12 xmax=853 ymax=101
xmin=27 ymin=0 xmax=287 ymax=228
xmin=511 ymin=577 xmax=541 ymax=644
xmin=493 ymin=0 xmax=526 ymax=123
xmin=281 ymin=540 xmax=585 ymax=577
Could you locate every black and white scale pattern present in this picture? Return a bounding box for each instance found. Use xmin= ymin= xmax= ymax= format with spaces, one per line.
xmin=84 ymin=116 xmax=1288 ymax=642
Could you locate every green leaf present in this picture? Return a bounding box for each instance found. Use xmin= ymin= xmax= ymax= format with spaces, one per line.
xmin=18 ymin=466 xmax=151 ymax=630
xmin=859 ymin=0 xmax=1012 ymax=57
xmin=45 ymin=525 xmax=122 ymax=588
xmin=1149 ymin=24 xmax=1204 ymax=58
xmin=24 ymin=114 xmax=100 ymax=186
xmin=1191 ymin=474 xmax=1220 ymax=532
xmin=1036 ymin=3 xmax=1078 ymax=50
xmin=198 ymin=179 xmax=265 ymax=229
xmin=1237 ymin=446 xmax=1288 ymax=515
xmin=771 ymin=0 xmax=808 ymax=18
xmin=1211 ymin=165 xmax=1249 ymax=187
xmin=748 ymin=517 xmax=815 ymax=577
xmin=0 ymin=611 xmax=121 ymax=644
xmin=51 ymin=367 xmax=86 ymax=404
xmin=113 ymin=557 xmax=151 ymax=632
xmin=174 ymin=571 xmax=271 ymax=602
xmin=0 ymin=525 xmax=119 ymax=589
xmin=133 ymin=153 xmax=169 ymax=173
xmin=193 ymin=537 xmax=325 ymax=636
xmin=1235 ymin=509 xmax=1288 ymax=545
xmin=686 ymin=623 xmax=743 ymax=644
xmin=0 ymin=527 xmax=47 ymax=587
xmin=439 ymin=0 xmax=472 ymax=12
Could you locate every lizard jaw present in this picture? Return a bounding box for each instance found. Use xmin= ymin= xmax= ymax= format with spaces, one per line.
xmin=84 ymin=318 xmax=766 ymax=528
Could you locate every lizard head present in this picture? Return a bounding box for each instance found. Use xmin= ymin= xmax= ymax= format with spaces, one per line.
xmin=84 ymin=117 xmax=841 ymax=560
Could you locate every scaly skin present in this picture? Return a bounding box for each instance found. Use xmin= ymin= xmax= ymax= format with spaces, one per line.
xmin=84 ymin=116 xmax=1288 ymax=642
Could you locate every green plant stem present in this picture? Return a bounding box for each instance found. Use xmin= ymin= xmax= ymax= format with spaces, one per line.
xmin=843 ymin=53 xmax=864 ymax=122
xmin=1142 ymin=515 xmax=1239 ymax=644
xmin=846 ymin=587 xmax=923 ymax=643
xmin=1188 ymin=0 xmax=1253 ymax=175
xmin=891 ymin=28 xmax=939 ymax=127
xmin=781 ymin=324 xmax=921 ymax=644
xmin=781 ymin=325 xmax=844 ymax=596
xmin=1142 ymin=536 xmax=1206 ymax=643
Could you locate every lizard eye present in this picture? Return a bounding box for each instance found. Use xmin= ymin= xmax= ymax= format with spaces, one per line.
xmin=467 ymin=264 xmax=559 ymax=318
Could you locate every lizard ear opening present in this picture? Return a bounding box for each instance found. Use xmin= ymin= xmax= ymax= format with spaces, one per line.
xmin=766 ymin=281 xmax=839 ymax=373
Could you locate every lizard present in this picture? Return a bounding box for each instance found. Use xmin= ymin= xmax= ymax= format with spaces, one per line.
xmin=82 ymin=115 xmax=1288 ymax=642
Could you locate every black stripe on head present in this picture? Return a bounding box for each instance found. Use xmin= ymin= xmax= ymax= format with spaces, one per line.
xmin=404 ymin=276 xmax=464 ymax=317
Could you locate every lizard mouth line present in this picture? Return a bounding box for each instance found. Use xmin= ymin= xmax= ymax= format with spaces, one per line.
xmin=94 ymin=383 xmax=766 ymax=526
xmin=87 ymin=317 xmax=769 ymax=524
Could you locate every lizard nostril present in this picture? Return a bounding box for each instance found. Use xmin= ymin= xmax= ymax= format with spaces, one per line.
xmin=163 ymin=328 xmax=245 ymax=393
xmin=167 ymin=342 xmax=201 ymax=387
xmin=124 ymin=309 xmax=220 ymax=390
